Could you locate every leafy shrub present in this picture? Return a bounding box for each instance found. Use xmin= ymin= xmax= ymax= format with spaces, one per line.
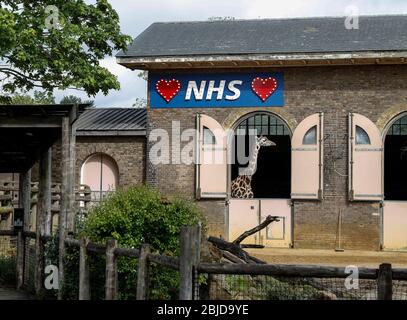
xmin=47 ymin=185 xmax=204 ymax=300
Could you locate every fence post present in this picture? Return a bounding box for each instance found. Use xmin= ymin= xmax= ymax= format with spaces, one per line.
xmin=136 ymin=244 xmax=152 ymax=300
xmin=16 ymin=231 xmax=25 ymax=289
xmin=105 ymin=239 xmax=118 ymax=300
xmin=79 ymin=237 xmax=90 ymax=300
xmin=179 ymin=225 xmax=201 ymax=300
xmin=378 ymin=263 xmax=393 ymax=300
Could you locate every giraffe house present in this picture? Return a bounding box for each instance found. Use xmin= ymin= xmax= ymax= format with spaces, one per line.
xmin=116 ymin=16 xmax=407 ymax=251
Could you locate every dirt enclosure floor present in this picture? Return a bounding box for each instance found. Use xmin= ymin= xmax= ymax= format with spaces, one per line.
xmin=248 ymin=248 xmax=407 ymax=268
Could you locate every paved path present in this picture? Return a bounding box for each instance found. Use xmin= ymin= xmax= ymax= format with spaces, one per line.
xmin=248 ymin=248 xmax=407 ymax=268
xmin=0 ymin=287 xmax=33 ymax=300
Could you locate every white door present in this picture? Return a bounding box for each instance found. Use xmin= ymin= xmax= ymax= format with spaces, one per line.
xmin=228 ymin=199 xmax=292 ymax=248
xmin=228 ymin=199 xmax=260 ymax=244
xmin=383 ymin=201 xmax=407 ymax=251
xmin=259 ymin=199 xmax=292 ymax=248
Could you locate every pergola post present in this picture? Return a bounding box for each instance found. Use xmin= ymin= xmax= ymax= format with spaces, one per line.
xmin=34 ymin=148 xmax=52 ymax=297
xmin=19 ymin=169 xmax=31 ymax=232
xmin=17 ymin=169 xmax=31 ymax=290
xmin=38 ymin=147 xmax=52 ymax=236
xmin=58 ymin=109 xmax=76 ymax=299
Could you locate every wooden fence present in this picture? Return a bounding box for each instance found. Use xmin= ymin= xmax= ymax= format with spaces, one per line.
xmin=2 ymin=225 xmax=407 ymax=300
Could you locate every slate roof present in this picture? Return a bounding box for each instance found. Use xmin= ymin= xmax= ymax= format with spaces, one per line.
xmin=117 ymin=15 xmax=407 ymax=58
xmin=75 ymin=108 xmax=147 ymax=136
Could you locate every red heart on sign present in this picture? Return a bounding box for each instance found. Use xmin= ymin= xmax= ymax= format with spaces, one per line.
xmin=156 ymin=79 xmax=181 ymax=103
xmin=251 ymin=77 xmax=278 ymax=102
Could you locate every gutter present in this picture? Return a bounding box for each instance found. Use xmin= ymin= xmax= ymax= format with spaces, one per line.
xmin=116 ymin=51 xmax=407 ymax=70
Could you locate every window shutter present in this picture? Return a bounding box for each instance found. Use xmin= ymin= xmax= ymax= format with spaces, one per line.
xmin=291 ymin=113 xmax=324 ymax=200
xmin=348 ymin=113 xmax=383 ymax=201
xmin=196 ymin=114 xmax=227 ymax=199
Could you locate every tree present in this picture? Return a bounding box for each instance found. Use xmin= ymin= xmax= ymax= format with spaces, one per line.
xmin=10 ymin=90 xmax=55 ymax=104
xmin=0 ymin=1 xmax=132 ymax=103
xmin=132 ymin=97 xmax=146 ymax=108
xmin=60 ymin=95 xmax=94 ymax=107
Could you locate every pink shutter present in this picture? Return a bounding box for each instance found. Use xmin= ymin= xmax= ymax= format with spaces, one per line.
xmin=196 ymin=114 xmax=227 ymax=199
xmin=291 ymin=113 xmax=324 ymax=200
xmin=349 ymin=113 xmax=383 ymax=201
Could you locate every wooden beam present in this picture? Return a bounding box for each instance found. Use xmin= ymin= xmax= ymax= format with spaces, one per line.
xmin=105 ymin=239 xmax=118 ymax=300
xmin=136 ymin=244 xmax=152 ymax=300
xmin=79 ymin=237 xmax=90 ymax=300
xmin=378 ymin=263 xmax=393 ymax=300
xmin=179 ymin=225 xmax=201 ymax=300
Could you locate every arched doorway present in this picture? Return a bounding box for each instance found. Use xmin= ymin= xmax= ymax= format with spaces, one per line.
xmin=231 ymin=112 xmax=291 ymax=198
xmin=383 ymin=113 xmax=407 ymax=250
xmin=228 ymin=112 xmax=292 ymax=248
xmin=81 ymin=153 xmax=119 ymax=203
xmin=384 ymin=114 xmax=407 ymax=200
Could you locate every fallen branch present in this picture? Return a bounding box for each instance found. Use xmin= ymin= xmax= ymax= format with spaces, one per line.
xmin=233 ymin=215 xmax=280 ymax=245
xmin=208 ymin=237 xmax=267 ymax=264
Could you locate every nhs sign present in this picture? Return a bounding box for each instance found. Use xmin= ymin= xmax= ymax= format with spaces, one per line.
xmin=149 ymin=72 xmax=284 ymax=109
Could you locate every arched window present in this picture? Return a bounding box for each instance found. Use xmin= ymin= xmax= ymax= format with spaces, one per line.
xmin=81 ymin=153 xmax=119 ymax=202
xmin=356 ymin=126 xmax=371 ymax=145
xmin=302 ymin=126 xmax=317 ymax=145
xmin=203 ymin=126 xmax=216 ymax=145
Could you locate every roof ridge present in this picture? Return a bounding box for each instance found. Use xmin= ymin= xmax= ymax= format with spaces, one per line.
xmin=150 ymin=14 xmax=407 ymax=25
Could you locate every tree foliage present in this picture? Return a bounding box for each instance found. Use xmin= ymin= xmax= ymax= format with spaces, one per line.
xmin=60 ymin=94 xmax=94 ymax=107
xmin=10 ymin=90 xmax=55 ymax=104
xmin=0 ymin=1 xmax=132 ymax=102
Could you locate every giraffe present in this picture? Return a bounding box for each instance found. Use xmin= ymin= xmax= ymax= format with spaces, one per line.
xmin=231 ymin=136 xmax=275 ymax=199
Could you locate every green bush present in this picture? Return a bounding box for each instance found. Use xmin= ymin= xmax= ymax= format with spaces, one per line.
xmin=47 ymin=185 xmax=204 ymax=300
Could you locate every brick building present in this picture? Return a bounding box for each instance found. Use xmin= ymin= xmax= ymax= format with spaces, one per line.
xmin=115 ymin=15 xmax=407 ymax=251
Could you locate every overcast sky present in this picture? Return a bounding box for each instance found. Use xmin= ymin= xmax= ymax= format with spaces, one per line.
xmin=54 ymin=0 xmax=407 ymax=107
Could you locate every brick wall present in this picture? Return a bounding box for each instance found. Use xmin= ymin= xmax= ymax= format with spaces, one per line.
xmin=39 ymin=136 xmax=146 ymax=189
xmin=147 ymin=64 xmax=407 ymax=250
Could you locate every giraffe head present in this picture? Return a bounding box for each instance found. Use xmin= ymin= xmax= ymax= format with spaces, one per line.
xmin=256 ymin=136 xmax=276 ymax=147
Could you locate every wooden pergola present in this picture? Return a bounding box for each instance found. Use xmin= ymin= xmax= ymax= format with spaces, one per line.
xmin=0 ymin=104 xmax=88 ymax=296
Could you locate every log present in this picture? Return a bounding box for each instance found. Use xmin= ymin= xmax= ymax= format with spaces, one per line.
xmin=241 ymin=244 xmax=265 ymax=249
xmin=222 ymin=251 xmax=247 ymax=264
xmin=208 ymin=237 xmax=267 ymax=264
xmin=233 ymin=215 xmax=280 ymax=245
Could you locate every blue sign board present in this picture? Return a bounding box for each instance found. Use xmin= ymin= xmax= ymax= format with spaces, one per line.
xmin=149 ymin=72 xmax=284 ymax=108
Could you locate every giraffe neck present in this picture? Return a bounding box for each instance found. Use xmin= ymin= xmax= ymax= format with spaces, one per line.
xmin=240 ymin=140 xmax=260 ymax=176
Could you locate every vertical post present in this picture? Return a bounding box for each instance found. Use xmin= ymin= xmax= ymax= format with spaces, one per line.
xmin=79 ymin=237 xmax=90 ymax=300
xmin=105 ymin=239 xmax=118 ymax=300
xmin=17 ymin=169 xmax=31 ymax=289
xmin=19 ymin=169 xmax=31 ymax=232
xmin=136 ymin=244 xmax=151 ymax=300
xmin=378 ymin=263 xmax=393 ymax=300
xmin=58 ymin=116 xmax=70 ymax=300
xmin=16 ymin=231 xmax=24 ymax=290
xmin=35 ymin=148 xmax=51 ymax=297
xmin=179 ymin=225 xmax=201 ymax=300
xmin=38 ymin=148 xmax=52 ymax=236
xmin=67 ymin=105 xmax=77 ymax=234
xmin=192 ymin=224 xmax=201 ymax=300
